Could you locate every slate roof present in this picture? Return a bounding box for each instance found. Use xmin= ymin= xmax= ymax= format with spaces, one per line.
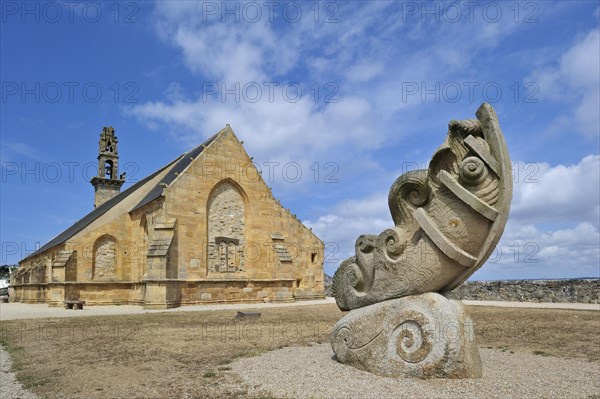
xmin=22 ymin=132 xmax=220 ymax=262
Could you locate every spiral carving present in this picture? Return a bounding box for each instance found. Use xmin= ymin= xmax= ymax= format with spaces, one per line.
xmin=345 ymin=263 xmax=364 ymax=290
xmin=356 ymin=235 xmax=376 ymax=254
xmin=334 ymin=323 xmax=383 ymax=350
xmin=459 ymin=156 xmax=487 ymax=186
xmin=379 ymin=229 xmax=406 ymax=261
xmin=394 ymin=320 xmax=431 ymax=364
xmin=336 ymin=325 xmax=354 ymax=348
xmin=388 ymin=169 xmax=430 ymax=226
xmin=403 ymin=181 xmax=430 ymax=207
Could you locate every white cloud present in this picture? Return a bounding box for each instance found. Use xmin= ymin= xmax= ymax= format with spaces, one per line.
xmin=482 ymin=221 xmax=600 ymax=280
xmin=0 ymin=141 xmax=37 ymax=162
xmin=345 ymin=61 xmax=384 ymax=82
xmin=307 ymin=155 xmax=600 ymax=278
xmin=528 ymin=28 xmax=600 ymax=137
xmin=127 ymin=94 xmax=377 ymax=163
xmin=511 ymin=155 xmax=600 ymax=224
xmin=131 ymin=1 xmax=531 ymax=183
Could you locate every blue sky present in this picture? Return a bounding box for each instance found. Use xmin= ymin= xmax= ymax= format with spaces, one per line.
xmin=1 ymin=1 xmax=599 ymax=280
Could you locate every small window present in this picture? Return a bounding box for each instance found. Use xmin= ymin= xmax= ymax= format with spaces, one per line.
xmin=311 ymin=253 xmax=317 ymax=263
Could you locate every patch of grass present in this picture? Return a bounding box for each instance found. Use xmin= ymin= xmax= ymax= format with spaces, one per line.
xmin=1 ymin=331 xmax=53 ymax=390
xmin=234 ymin=347 xmax=269 ymax=359
xmin=533 ymin=350 xmax=552 ymax=356
xmin=0 ymin=341 xmax=23 ymax=357
xmin=203 ymin=371 xmax=216 ymax=378
xmin=19 ymin=374 xmax=53 ymax=389
xmin=218 ymin=366 xmax=231 ymax=371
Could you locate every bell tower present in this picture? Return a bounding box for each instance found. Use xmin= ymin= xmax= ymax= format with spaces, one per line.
xmin=90 ymin=126 xmax=125 ymax=208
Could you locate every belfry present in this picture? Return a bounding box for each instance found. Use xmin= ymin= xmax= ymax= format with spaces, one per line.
xmin=90 ymin=126 xmax=125 ymax=208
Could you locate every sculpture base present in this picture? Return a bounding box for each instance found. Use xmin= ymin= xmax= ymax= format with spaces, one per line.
xmin=331 ymin=293 xmax=482 ymax=379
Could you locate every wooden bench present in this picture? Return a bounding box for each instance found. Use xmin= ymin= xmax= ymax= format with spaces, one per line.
xmin=64 ymin=300 xmax=85 ymax=310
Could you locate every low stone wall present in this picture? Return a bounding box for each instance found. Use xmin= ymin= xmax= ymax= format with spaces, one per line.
xmin=445 ymin=279 xmax=600 ymax=304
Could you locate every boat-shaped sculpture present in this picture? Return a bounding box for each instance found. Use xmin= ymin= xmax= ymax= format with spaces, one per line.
xmin=332 ymin=103 xmax=513 ymax=311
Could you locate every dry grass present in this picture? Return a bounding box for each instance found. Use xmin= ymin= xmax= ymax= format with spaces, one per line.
xmin=0 ymin=304 xmax=598 ymax=398
xmin=467 ymin=306 xmax=600 ymax=362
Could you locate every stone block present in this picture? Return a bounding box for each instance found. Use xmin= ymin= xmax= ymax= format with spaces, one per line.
xmin=273 ymin=290 xmax=294 ymax=302
xmin=331 ymin=293 xmax=481 ymax=379
xmin=201 ymin=293 xmax=212 ymax=300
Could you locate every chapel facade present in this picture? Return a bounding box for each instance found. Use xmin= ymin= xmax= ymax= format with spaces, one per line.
xmin=11 ymin=126 xmax=325 ymax=308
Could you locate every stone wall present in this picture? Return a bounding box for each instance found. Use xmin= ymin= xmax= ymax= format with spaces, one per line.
xmin=445 ymin=279 xmax=600 ymax=304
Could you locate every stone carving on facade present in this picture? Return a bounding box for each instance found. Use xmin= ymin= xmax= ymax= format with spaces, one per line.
xmin=93 ymin=234 xmax=118 ymax=281
xmin=207 ymin=180 xmax=246 ymax=273
xmin=331 ymin=103 xmax=513 ymax=378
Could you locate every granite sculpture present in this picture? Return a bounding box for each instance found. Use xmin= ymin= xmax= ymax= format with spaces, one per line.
xmin=331 ymin=103 xmax=513 ymax=378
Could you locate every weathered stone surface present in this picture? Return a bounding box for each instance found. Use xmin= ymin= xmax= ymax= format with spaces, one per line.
xmin=331 ymin=293 xmax=481 ymax=379
xmin=93 ymin=235 xmax=117 ymax=280
xmin=207 ymin=181 xmax=246 ymax=273
xmin=332 ymin=103 xmax=513 ymax=311
xmin=274 ymin=290 xmax=294 ymax=302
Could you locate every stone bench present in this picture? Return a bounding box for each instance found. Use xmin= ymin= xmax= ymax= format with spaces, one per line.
xmin=64 ymin=300 xmax=85 ymax=310
xmin=0 ymin=296 xmax=8 ymax=303
xmin=234 ymin=311 xmax=261 ymax=320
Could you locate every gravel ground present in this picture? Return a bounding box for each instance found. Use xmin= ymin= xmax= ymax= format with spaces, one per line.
xmin=232 ymin=344 xmax=600 ymax=399
xmin=0 ymin=298 xmax=336 ymax=321
xmin=1 ymin=299 xmax=597 ymax=321
xmin=0 ymin=346 xmax=37 ymax=399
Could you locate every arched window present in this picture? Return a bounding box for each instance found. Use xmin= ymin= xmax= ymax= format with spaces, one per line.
xmin=207 ymin=180 xmax=246 ymax=273
xmin=104 ymin=160 xmax=113 ymax=179
xmin=92 ymin=235 xmax=118 ymax=280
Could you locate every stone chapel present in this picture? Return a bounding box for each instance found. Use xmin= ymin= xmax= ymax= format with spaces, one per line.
xmin=11 ymin=126 xmax=325 ymax=308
